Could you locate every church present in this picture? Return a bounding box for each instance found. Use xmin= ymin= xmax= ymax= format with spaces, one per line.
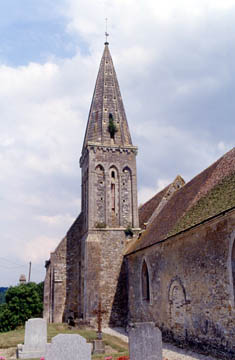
xmin=43 ymin=41 xmax=235 ymax=359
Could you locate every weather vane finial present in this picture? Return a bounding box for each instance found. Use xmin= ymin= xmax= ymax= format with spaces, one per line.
xmin=105 ymin=18 xmax=109 ymax=44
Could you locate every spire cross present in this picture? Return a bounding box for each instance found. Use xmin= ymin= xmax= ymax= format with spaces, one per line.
xmin=105 ymin=18 xmax=109 ymax=44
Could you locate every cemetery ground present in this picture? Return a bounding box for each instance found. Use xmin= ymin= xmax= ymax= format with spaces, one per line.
xmin=0 ymin=323 xmax=220 ymax=360
xmin=0 ymin=323 xmax=128 ymax=359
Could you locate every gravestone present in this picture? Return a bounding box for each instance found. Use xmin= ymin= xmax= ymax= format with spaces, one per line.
xmin=17 ymin=318 xmax=47 ymax=359
xmin=45 ymin=334 xmax=92 ymax=360
xmin=128 ymin=322 xmax=162 ymax=360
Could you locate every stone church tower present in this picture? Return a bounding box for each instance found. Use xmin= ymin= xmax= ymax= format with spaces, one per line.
xmin=44 ymin=42 xmax=139 ymax=326
xmin=81 ymin=41 xmax=139 ymax=231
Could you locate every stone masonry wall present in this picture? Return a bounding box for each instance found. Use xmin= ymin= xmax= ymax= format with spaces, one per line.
xmin=86 ymin=145 xmax=139 ymax=230
xmin=128 ymin=210 xmax=235 ymax=359
xmin=84 ymin=229 xmax=130 ymax=327
xmin=44 ymin=236 xmax=67 ymax=323
xmin=63 ymin=214 xmax=84 ymax=322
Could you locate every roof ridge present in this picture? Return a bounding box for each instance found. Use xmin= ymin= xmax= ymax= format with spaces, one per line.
xmin=169 ymin=147 xmax=235 ymax=222
xmin=146 ymin=176 xmax=185 ymax=228
xmin=186 ymin=146 xmax=235 ymax=211
xmin=138 ymin=184 xmax=170 ymax=211
xmin=168 ymin=172 xmax=235 ymax=236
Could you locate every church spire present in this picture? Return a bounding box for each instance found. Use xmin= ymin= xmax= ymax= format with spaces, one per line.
xmin=82 ymin=44 xmax=133 ymax=151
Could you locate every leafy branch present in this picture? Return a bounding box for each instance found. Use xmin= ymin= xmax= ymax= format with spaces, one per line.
xmin=108 ymin=113 xmax=118 ymax=139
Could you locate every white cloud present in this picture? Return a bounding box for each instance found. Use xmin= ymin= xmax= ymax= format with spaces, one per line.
xmin=1 ymin=0 xmax=235 ymax=285
xmin=217 ymin=141 xmax=232 ymax=153
xmin=21 ymin=236 xmax=59 ymax=263
xmin=37 ymin=214 xmax=75 ymax=227
xmin=0 ymin=135 xmax=15 ymax=147
xmin=138 ymin=178 xmax=171 ymax=206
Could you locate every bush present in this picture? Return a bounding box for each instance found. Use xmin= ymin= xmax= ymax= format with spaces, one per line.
xmin=0 ymin=282 xmax=43 ymax=332
xmin=95 ymin=222 xmax=107 ymax=229
xmin=124 ymin=226 xmax=134 ymax=237
xmin=108 ymin=114 xmax=118 ymax=139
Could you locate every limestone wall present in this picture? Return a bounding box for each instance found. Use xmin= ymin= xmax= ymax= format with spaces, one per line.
xmin=63 ymin=214 xmax=84 ymax=322
xmin=44 ymin=212 xmax=132 ymax=327
xmin=84 ymin=229 xmax=129 ymax=326
xmin=43 ymin=236 xmax=67 ymax=323
xmin=80 ymin=144 xmax=139 ymax=231
xmin=127 ymin=210 xmax=235 ymax=359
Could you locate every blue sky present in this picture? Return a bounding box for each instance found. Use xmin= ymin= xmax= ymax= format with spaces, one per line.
xmin=0 ymin=0 xmax=81 ymax=65
xmin=0 ymin=0 xmax=234 ymax=286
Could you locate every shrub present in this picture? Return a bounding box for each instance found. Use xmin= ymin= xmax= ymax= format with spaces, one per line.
xmin=124 ymin=226 xmax=133 ymax=237
xmin=108 ymin=114 xmax=118 ymax=139
xmin=95 ymin=222 xmax=107 ymax=229
xmin=0 ymin=282 xmax=43 ymax=332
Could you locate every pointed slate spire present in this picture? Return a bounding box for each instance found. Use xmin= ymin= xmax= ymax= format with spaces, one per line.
xmin=82 ymin=43 xmax=133 ymax=151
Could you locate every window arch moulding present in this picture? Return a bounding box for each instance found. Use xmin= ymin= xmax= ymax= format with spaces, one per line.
xmin=140 ymin=258 xmax=151 ymax=304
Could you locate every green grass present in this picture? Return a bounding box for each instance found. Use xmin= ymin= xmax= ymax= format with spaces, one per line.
xmin=0 ymin=326 xmax=25 ymax=349
xmin=0 ymin=323 xmax=128 ymax=359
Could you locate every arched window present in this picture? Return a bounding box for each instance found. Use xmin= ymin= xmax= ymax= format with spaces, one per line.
xmin=142 ymin=261 xmax=150 ymax=302
xmin=168 ymin=278 xmax=187 ymax=331
xmin=232 ymin=240 xmax=235 ymax=299
xmin=109 ymin=167 xmax=118 ymax=212
xmin=95 ymin=165 xmax=105 ymax=225
xmin=121 ymin=166 xmax=132 ymax=227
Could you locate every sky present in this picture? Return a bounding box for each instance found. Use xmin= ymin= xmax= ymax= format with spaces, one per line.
xmin=0 ymin=0 xmax=234 ymax=286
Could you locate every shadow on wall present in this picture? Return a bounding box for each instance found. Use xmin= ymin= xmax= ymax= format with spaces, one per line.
xmin=64 ymin=213 xmax=84 ymax=323
xmin=109 ymin=258 xmax=129 ymax=328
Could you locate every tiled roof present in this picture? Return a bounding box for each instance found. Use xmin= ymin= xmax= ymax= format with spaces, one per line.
xmin=169 ymin=172 xmax=235 ymax=236
xmin=128 ymin=147 xmax=235 ymax=254
xmin=138 ymin=185 xmax=170 ymax=229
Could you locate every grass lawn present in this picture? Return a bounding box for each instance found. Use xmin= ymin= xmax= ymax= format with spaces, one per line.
xmin=0 ymin=323 xmax=129 ymax=359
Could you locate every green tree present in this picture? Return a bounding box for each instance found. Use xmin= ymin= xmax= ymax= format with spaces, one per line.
xmin=0 ymin=282 xmax=43 ymax=332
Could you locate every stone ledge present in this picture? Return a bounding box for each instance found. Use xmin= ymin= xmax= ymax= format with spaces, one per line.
xmin=90 ymin=227 xmax=141 ymax=231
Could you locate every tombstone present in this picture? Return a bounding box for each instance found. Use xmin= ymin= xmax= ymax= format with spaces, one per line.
xmin=17 ymin=318 xmax=47 ymax=359
xmin=128 ymin=322 xmax=162 ymax=360
xmin=45 ymin=334 xmax=92 ymax=360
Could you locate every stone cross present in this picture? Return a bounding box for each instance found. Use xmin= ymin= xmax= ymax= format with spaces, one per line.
xmin=92 ymin=300 xmax=107 ymax=340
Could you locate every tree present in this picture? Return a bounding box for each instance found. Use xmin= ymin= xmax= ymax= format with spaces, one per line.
xmin=0 ymin=282 xmax=43 ymax=332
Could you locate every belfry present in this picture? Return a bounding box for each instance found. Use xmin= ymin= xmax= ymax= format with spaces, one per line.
xmin=44 ymin=41 xmax=139 ymax=326
xmin=81 ymin=41 xmax=139 ymax=230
